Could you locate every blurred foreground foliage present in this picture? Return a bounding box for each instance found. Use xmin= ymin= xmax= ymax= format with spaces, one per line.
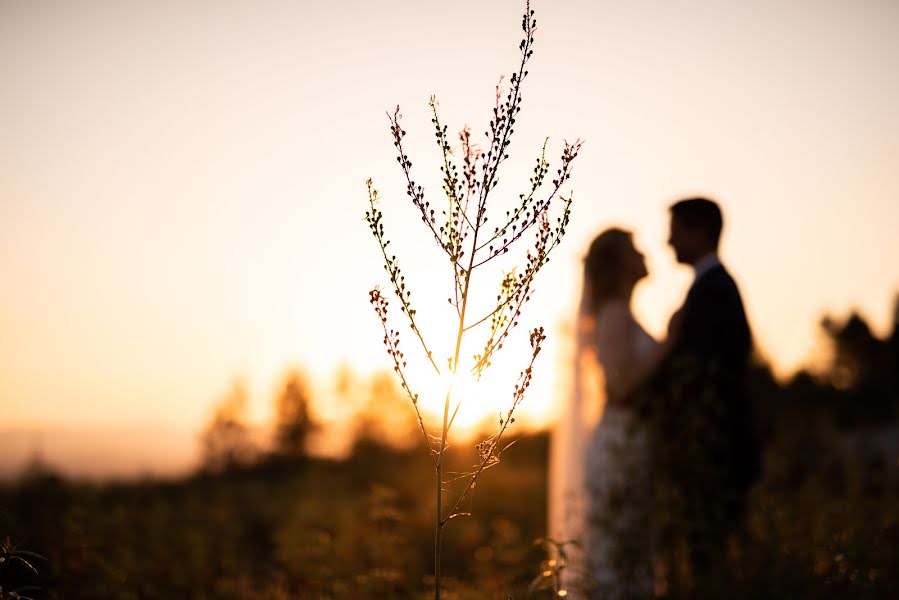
xmin=1 ymin=434 xmax=547 ymax=599
xmin=1 ymin=303 xmax=898 ymax=598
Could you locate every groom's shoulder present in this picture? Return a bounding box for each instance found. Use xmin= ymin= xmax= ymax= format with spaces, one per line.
xmin=703 ymin=263 xmax=736 ymax=285
xmin=695 ymin=264 xmax=744 ymax=299
xmin=694 ymin=263 xmax=728 ymax=288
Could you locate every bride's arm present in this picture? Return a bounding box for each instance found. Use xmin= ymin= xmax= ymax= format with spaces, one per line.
xmin=595 ymin=303 xmax=641 ymax=401
xmin=618 ymin=338 xmax=668 ymax=400
xmin=625 ymin=307 xmax=685 ymax=395
xmin=597 ymin=304 xmax=681 ymax=401
xmin=633 ymin=307 xmax=685 ymax=383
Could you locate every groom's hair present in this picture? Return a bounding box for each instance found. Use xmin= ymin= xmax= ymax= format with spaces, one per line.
xmin=670 ymin=197 xmax=723 ymax=246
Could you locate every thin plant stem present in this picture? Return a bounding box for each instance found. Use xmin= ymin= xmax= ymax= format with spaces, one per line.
xmin=365 ymin=3 xmax=580 ymax=597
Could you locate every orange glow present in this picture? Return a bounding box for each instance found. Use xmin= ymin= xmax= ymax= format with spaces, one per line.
xmin=2 ymin=0 xmax=898 ymax=476
xmin=416 ymin=363 xmax=535 ymax=440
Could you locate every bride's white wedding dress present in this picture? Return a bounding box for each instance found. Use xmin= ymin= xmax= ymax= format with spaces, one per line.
xmin=549 ymin=299 xmax=658 ymax=598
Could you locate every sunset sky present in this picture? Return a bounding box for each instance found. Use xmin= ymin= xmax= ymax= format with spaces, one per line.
xmin=2 ymin=0 xmax=898 ymax=472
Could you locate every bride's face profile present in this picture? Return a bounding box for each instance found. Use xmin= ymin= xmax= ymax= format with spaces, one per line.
xmin=623 ymin=239 xmax=649 ymax=286
xmin=584 ymin=229 xmax=648 ymax=311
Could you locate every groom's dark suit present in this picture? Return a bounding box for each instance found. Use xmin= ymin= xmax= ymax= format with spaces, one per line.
xmin=654 ymin=261 xmax=761 ymax=580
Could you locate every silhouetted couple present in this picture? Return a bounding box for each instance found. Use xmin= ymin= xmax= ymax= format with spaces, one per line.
xmin=550 ymin=197 xmax=761 ymax=598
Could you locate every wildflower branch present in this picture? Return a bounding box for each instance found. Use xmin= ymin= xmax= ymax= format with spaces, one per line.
xmin=475 ymin=140 xmax=548 ymax=257
xmin=430 ymin=98 xmax=473 ymax=314
xmin=389 ymin=107 xmax=451 ymax=256
xmin=366 ymin=180 xmax=442 ymax=375
xmin=459 ymin=126 xmax=480 ymax=232
xmin=529 ymin=537 xmax=578 ymax=598
xmin=442 ymin=327 xmax=546 ymax=523
xmin=472 ymin=193 xmax=572 ymax=378
xmin=474 ymin=139 xmax=581 ymax=268
xmin=430 ymin=97 xmax=474 ymax=252
xmin=369 ymin=288 xmax=437 ymax=462
xmin=479 ymin=4 xmax=537 ymax=204
xmin=365 ymin=3 xmax=579 ymax=597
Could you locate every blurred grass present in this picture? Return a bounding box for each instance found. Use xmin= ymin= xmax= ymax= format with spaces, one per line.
xmin=1 ymin=422 xmax=897 ymax=599
xmin=0 ymin=434 xmax=549 ymax=599
xmin=4 ymin=303 xmax=899 ymax=598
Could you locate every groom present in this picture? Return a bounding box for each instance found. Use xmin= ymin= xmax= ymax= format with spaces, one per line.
xmin=654 ymin=197 xmax=761 ymax=592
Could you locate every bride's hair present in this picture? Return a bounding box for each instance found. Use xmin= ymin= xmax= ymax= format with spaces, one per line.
xmin=582 ymin=228 xmax=632 ymax=314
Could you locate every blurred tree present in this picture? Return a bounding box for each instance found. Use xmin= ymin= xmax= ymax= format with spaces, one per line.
xmin=273 ymin=370 xmax=316 ymax=460
xmin=893 ymin=292 xmax=899 ymax=338
xmin=821 ymin=312 xmax=883 ymax=390
xmin=890 ymin=292 xmax=899 ymax=365
xmin=201 ymin=379 xmax=257 ymax=471
xmin=745 ymin=356 xmax=782 ymax=442
xmin=18 ymin=445 xmax=59 ymax=483
xmin=334 ymin=363 xmax=364 ymax=410
xmin=820 ymin=310 xmax=897 ymax=427
xmin=352 ymin=372 xmax=418 ymax=452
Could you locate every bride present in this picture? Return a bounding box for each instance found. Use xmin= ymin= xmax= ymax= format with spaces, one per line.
xmin=549 ymin=228 xmax=676 ymax=598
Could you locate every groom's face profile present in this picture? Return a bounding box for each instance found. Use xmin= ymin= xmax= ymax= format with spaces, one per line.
xmin=668 ymin=217 xmax=704 ymax=265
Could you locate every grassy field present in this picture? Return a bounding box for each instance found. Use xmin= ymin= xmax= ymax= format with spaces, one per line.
xmin=4 ymin=310 xmax=899 ymax=599
xmin=2 ymin=416 xmax=897 ymax=599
